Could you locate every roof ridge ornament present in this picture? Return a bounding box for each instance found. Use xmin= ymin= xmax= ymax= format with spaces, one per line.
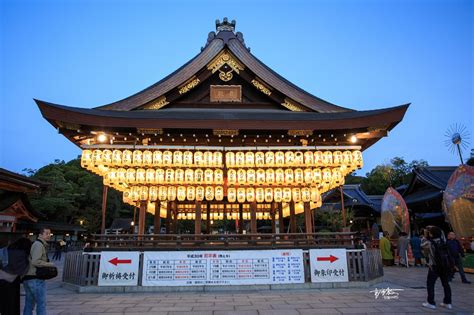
xmin=216 ymin=17 xmax=236 ymax=33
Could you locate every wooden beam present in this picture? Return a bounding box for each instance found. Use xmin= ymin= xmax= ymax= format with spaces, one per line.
xmin=304 ymin=202 xmax=312 ymax=237
xmin=340 ymin=186 xmax=346 ymax=228
xmin=195 ymin=201 xmax=202 ymax=236
xmin=238 ymin=203 xmax=244 ymax=234
xmin=166 ymin=202 xmax=171 ymax=234
xmin=100 ymin=185 xmax=108 ymax=234
xmin=154 ymin=201 xmax=161 ymax=234
xmin=172 ymin=201 xmax=178 ymax=233
xmin=289 ymin=202 xmax=297 ymax=233
xmin=138 ymin=200 xmax=147 ymax=235
xmin=250 ymin=202 xmax=257 ymax=234
xmin=278 ymin=202 xmax=284 ymax=234
xmin=271 ymin=202 xmax=276 ymax=234
xmin=206 ymin=201 xmax=211 ymax=234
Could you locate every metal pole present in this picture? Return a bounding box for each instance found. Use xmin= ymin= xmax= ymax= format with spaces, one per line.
xmin=340 ymin=186 xmax=346 ymax=228
xmin=457 ymin=144 xmax=464 ymax=164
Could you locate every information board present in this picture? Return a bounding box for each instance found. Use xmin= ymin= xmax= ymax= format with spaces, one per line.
xmin=142 ymin=249 xmax=304 ymax=286
xmin=98 ymin=251 xmax=140 ymax=286
xmin=309 ymin=248 xmax=348 ymax=282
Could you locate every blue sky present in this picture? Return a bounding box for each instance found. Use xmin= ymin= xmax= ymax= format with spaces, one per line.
xmin=0 ymin=0 xmax=472 ymax=176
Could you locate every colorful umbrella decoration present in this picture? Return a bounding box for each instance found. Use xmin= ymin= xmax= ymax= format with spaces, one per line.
xmin=381 ymin=187 xmax=410 ymax=237
xmin=443 ymin=164 xmax=474 ymax=238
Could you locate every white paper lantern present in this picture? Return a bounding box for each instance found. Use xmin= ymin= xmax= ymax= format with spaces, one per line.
xmin=149 ymin=186 xmax=158 ymax=201
xmin=173 ymin=151 xmax=183 ymax=166
xmin=322 ymin=151 xmax=332 ymax=166
xmin=102 ymin=149 xmax=112 ymax=166
xmin=314 ymin=151 xmax=323 ymax=166
xmin=237 ymin=188 xmax=246 ymax=203
xmin=225 ymin=152 xmax=235 ymax=167
xmin=185 ymin=169 xmax=194 ymax=184
xmin=194 ymin=151 xmax=203 ymax=166
xmin=133 ymin=150 xmax=143 ymax=166
xmin=213 ymin=151 xmax=223 ymax=167
xmin=333 ymin=151 xmax=343 ymax=166
xmin=265 ymin=151 xmax=275 ymax=166
xmin=146 ymin=169 xmax=155 ymax=184
xmin=183 ymin=151 xmax=193 ymax=166
xmin=136 ymin=168 xmax=146 ymax=184
xmin=246 ymin=187 xmax=255 ymax=202
xmin=167 ymin=186 xmax=177 ymax=201
xmin=274 ymin=188 xmax=283 ymax=202
xmin=265 ymin=168 xmax=275 ymax=184
xmin=235 ymin=152 xmax=245 ymax=167
xmin=215 ymin=186 xmax=224 ymax=201
xmin=237 ymin=169 xmax=246 ymax=185
xmin=163 ymin=150 xmax=173 ymax=166
xmin=255 ymin=152 xmax=265 ymax=166
xmin=310 ymin=187 xmax=320 ymax=203
xmin=214 ymin=169 xmax=224 ymax=184
xmin=227 ymin=187 xmax=237 ymax=202
xmin=283 ymin=188 xmax=292 ymax=202
xmin=255 ymin=188 xmax=264 ymax=203
xmin=312 ymin=168 xmax=322 ymax=185
xmin=158 ymin=186 xmax=167 ymax=201
xmin=143 ymin=150 xmax=153 ymax=166
xmin=196 ymin=186 xmax=205 ymax=201
xmin=204 ymin=151 xmax=213 ymax=166
xmin=126 ymin=168 xmax=136 ymax=184
xmin=177 ymin=186 xmax=186 ymax=201
xmin=304 ymin=151 xmax=314 ymax=166
xmin=301 ymin=188 xmax=311 ymax=202
xmin=152 ymin=151 xmax=163 ymax=166
xmin=155 ymin=169 xmax=165 ymax=184
xmin=194 ymin=169 xmax=204 ymax=183
xmin=285 ymin=151 xmax=295 ymax=166
xmin=205 ymin=186 xmax=214 ymax=201
xmin=174 ymin=168 xmax=184 ymax=183
xmin=294 ymin=168 xmax=304 ymax=184
xmin=256 ymin=169 xmax=265 ymax=185
xmin=264 ymin=188 xmax=273 ymax=203
xmin=186 ymin=186 xmax=195 ymax=201
xmin=275 ymin=151 xmax=285 ymax=166
xmin=204 ymin=169 xmax=214 ymax=184
xmin=275 ymin=169 xmax=285 ymax=185
xmin=228 ymin=169 xmax=237 ymax=185
xmin=111 ymin=150 xmax=122 ymax=166
xmin=165 ymin=169 xmax=174 ymax=183
xmin=246 ymin=169 xmax=256 ymax=185
xmin=294 ymin=151 xmax=304 ymax=166
xmin=284 ymin=169 xmax=294 ymax=184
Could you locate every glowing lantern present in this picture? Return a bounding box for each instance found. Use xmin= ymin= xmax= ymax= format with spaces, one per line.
xmin=167 ymin=186 xmax=177 ymax=201
xmin=342 ymin=151 xmax=352 ymax=165
xmin=333 ymin=151 xmax=343 ymax=166
xmin=225 ymin=152 xmax=235 ymax=167
xmin=196 ymin=186 xmax=205 ymax=201
xmin=131 ymin=186 xmax=140 ymax=202
xmin=332 ymin=168 xmax=344 ymax=186
xmin=204 ymin=151 xmax=213 ymax=166
xmin=204 ymin=169 xmax=214 ymax=184
xmin=187 ymin=186 xmax=195 ymax=201
xmin=173 ymin=151 xmax=183 ymax=166
xmin=92 ymin=150 xmax=103 ymax=167
xmin=245 ymin=152 xmax=255 ymax=167
xmin=235 ymin=152 xmax=245 ymax=167
xmin=312 ymin=168 xmax=322 ymax=185
xmin=322 ymin=151 xmax=333 ymax=166
xmin=353 ymin=150 xmax=363 ymax=168
xmin=177 ymin=186 xmax=186 ymax=201
xmin=112 ymin=150 xmax=122 ymax=166
xmin=322 ymin=168 xmax=332 ymax=184
xmin=215 ymin=186 xmax=224 ymax=201
xmin=285 ymin=151 xmax=295 ymax=166
xmin=283 ymin=188 xmax=292 ymax=202
xmin=294 ymin=168 xmax=304 ymax=184
xmin=102 ymin=150 xmax=112 ymax=166
xmin=205 ymin=186 xmax=214 ymax=201
xmin=103 ymin=169 xmax=113 ymax=185
xmin=264 ymin=188 xmax=273 ymax=203
xmin=136 ymin=168 xmax=146 ymax=184
xmin=275 ymin=169 xmax=285 ymax=185
xmin=294 ymin=151 xmax=304 ymax=166
xmin=275 ymin=151 xmax=285 ymax=166
xmin=314 ymin=151 xmax=323 ymax=166
xmin=228 ymin=169 xmax=237 ymax=185
xmin=320 ymin=182 xmax=330 ymax=194
xmin=310 ymin=187 xmax=320 ymax=203
xmin=301 ymin=188 xmax=311 ymax=202
xmin=145 ymin=169 xmax=155 ymax=184
xmin=237 ymin=169 xmax=246 ymax=185
xmin=133 ymin=150 xmax=143 ymax=166
xmin=81 ymin=150 xmax=92 ymax=168
xmin=304 ymin=168 xmax=313 ymax=184
xmin=340 ymin=164 xmax=349 ymax=177
xmin=183 ymin=151 xmax=193 ymax=166
xmin=123 ymin=189 xmax=131 ymax=202
xmin=155 ymin=169 xmax=165 ymax=184
xmin=227 ymin=188 xmax=237 ymax=202
xmin=163 ymin=150 xmax=173 ymax=166
xmin=292 ymin=188 xmax=301 ymax=202
xmin=256 ymin=169 xmax=265 ymax=185
xmin=246 ymin=188 xmax=255 ymax=202
xmin=164 ymin=169 xmax=174 ymax=183
xmin=265 ymin=151 xmax=275 ymax=166
xmin=175 ymin=169 xmax=184 ymax=183
xmin=194 ymin=169 xmax=204 ymax=183
xmin=158 ymin=186 xmax=167 ymax=201
xmin=247 ymin=169 xmax=256 ymax=185
xmin=122 ymin=150 xmax=133 ymax=166
xmin=257 ymin=212 xmax=263 ymax=220
xmin=116 ymin=168 xmax=126 ymax=184
xmin=284 ymin=169 xmax=294 ymax=184
xmin=237 ymin=188 xmax=246 ymax=203
xmin=139 ymin=186 xmax=148 ymax=201
xmin=256 ymin=188 xmax=264 ymax=203
xmin=243 ymin=213 xmax=249 ymax=220
xmin=274 ymin=188 xmax=283 ymax=202
xmin=214 ymin=169 xmax=224 ymax=184
xmin=304 ymin=151 xmax=314 ymax=165
xmin=185 ymin=169 xmax=194 ymax=183
xmin=213 ymin=151 xmax=223 ymax=167
xmin=143 ymin=150 xmax=153 ymax=166
xmin=266 ymin=169 xmax=275 ymax=184
xmin=152 ymin=151 xmax=163 ymax=166
xmin=255 ymin=152 xmax=265 ymax=166
xmin=149 ymin=186 xmax=158 ymax=201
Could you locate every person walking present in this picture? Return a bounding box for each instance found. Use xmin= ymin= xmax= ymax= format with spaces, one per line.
xmin=421 ymin=226 xmax=454 ymax=310
xmin=397 ymin=232 xmax=410 ymax=267
xmin=410 ymin=233 xmax=423 ymax=267
xmin=380 ymin=231 xmax=394 ymax=266
xmin=22 ymin=228 xmax=56 ymax=315
xmin=447 ymin=231 xmax=471 ymax=284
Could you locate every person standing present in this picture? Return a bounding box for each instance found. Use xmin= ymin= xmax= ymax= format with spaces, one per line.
xmin=421 ymin=226 xmax=454 ymax=310
xmin=380 ymin=231 xmax=394 ymax=266
xmin=397 ymin=232 xmax=410 ymax=267
xmin=410 ymin=233 xmax=423 ymax=267
xmin=22 ymin=228 xmax=55 ymax=315
xmin=447 ymin=232 xmax=471 ymax=284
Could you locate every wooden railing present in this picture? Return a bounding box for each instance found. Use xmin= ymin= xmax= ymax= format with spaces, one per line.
xmin=90 ymin=232 xmax=357 ymax=251
xmin=63 ymin=248 xmax=383 ymax=286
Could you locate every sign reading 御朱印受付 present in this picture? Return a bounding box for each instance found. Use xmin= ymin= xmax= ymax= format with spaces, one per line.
xmin=98 ymin=252 xmax=140 ymax=286
xmin=142 ymin=249 xmax=304 ymax=286
xmin=309 ymin=248 xmax=349 ymax=282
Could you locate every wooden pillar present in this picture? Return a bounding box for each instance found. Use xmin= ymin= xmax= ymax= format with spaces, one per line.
xmin=138 ymin=200 xmax=147 ymax=235
xmin=195 ymin=201 xmax=202 ymax=236
xmin=166 ymin=201 xmax=172 ymax=234
xmin=250 ymin=202 xmax=257 ymax=234
xmin=278 ymin=202 xmax=284 ymax=233
xmin=154 ymin=201 xmax=161 ymax=234
xmin=271 ymin=202 xmax=277 ymax=234
xmin=206 ymin=201 xmax=211 ymax=234
xmin=304 ymin=202 xmax=313 ymax=237
xmin=289 ymin=202 xmax=297 ymax=233
xmin=238 ymin=203 xmax=244 ymax=234
xmin=172 ymin=201 xmax=178 ymax=234
xmin=340 ymin=186 xmax=346 ymax=228
xmin=100 ymin=186 xmax=108 ymax=234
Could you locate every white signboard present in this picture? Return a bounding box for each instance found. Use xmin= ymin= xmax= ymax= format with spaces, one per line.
xmin=142 ymin=249 xmax=304 ymax=286
xmin=309 ymin=248 xmax=348 ymax=282
xmin=98 ymin=252 xmax=140 ymax=286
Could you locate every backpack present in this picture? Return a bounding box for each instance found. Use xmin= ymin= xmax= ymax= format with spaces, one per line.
xmin=432 ymin=239 xmax=455 ymax=276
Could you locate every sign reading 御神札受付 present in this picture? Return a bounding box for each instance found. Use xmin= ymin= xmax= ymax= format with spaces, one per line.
xmin=309 ymin=248 xmax=349 ymax=282
xmin=98 ymin=251 xmax=140 ymax=286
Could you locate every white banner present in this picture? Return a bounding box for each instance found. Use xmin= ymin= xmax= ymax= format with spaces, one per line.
xmin=142 ymin=249 xmax=304 ymax=286
xmin=309 ymin=248 xmax=349 ymax=282
xmin=98 ymin=252 xmax=140 ymax=286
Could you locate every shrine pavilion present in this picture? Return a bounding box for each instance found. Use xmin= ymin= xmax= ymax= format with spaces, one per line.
xmin=36 ymin=18 xmax=408 ymax=237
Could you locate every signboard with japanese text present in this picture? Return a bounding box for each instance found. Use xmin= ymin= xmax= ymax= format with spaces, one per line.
xmin=309 ymin=249 xmax=348 ymax=282
xmin=98 ymin=252 xmax=140 ymax=286
xmin=142 ymin=249 xmax=304 ymax=286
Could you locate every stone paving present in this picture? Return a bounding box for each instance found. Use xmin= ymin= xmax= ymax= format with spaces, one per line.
xmin=21 ymin=258 xmax=474 ymax=315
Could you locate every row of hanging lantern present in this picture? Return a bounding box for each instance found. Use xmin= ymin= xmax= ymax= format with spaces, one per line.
xmin=81 ymin=149 xmax=363 ymax=169
xmin=175 ymin=212 xmax=273 ymax=220
xmin=122 ymin=185 xmax=321 ymax=203
xmin=103 ymin=168 xmax=224 ymax=185
xmin=225 ymin=150 xmax=362 ymax=168
xmin=81 ymin=149 xmax=224 ymax=168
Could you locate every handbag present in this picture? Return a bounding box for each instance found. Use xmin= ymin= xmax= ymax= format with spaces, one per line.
xmin=35 ymin=266 xmax=58 ymax=280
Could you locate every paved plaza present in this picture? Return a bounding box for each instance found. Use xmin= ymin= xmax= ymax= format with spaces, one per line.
xmin=20 ymin=259 xmax=474 ymax=315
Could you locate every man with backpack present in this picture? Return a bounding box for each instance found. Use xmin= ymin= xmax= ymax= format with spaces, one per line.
xmin=421 ymin=226 xmax=455 ymax=310
xmin=447 ymin=231 xmax=471 ymax=284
